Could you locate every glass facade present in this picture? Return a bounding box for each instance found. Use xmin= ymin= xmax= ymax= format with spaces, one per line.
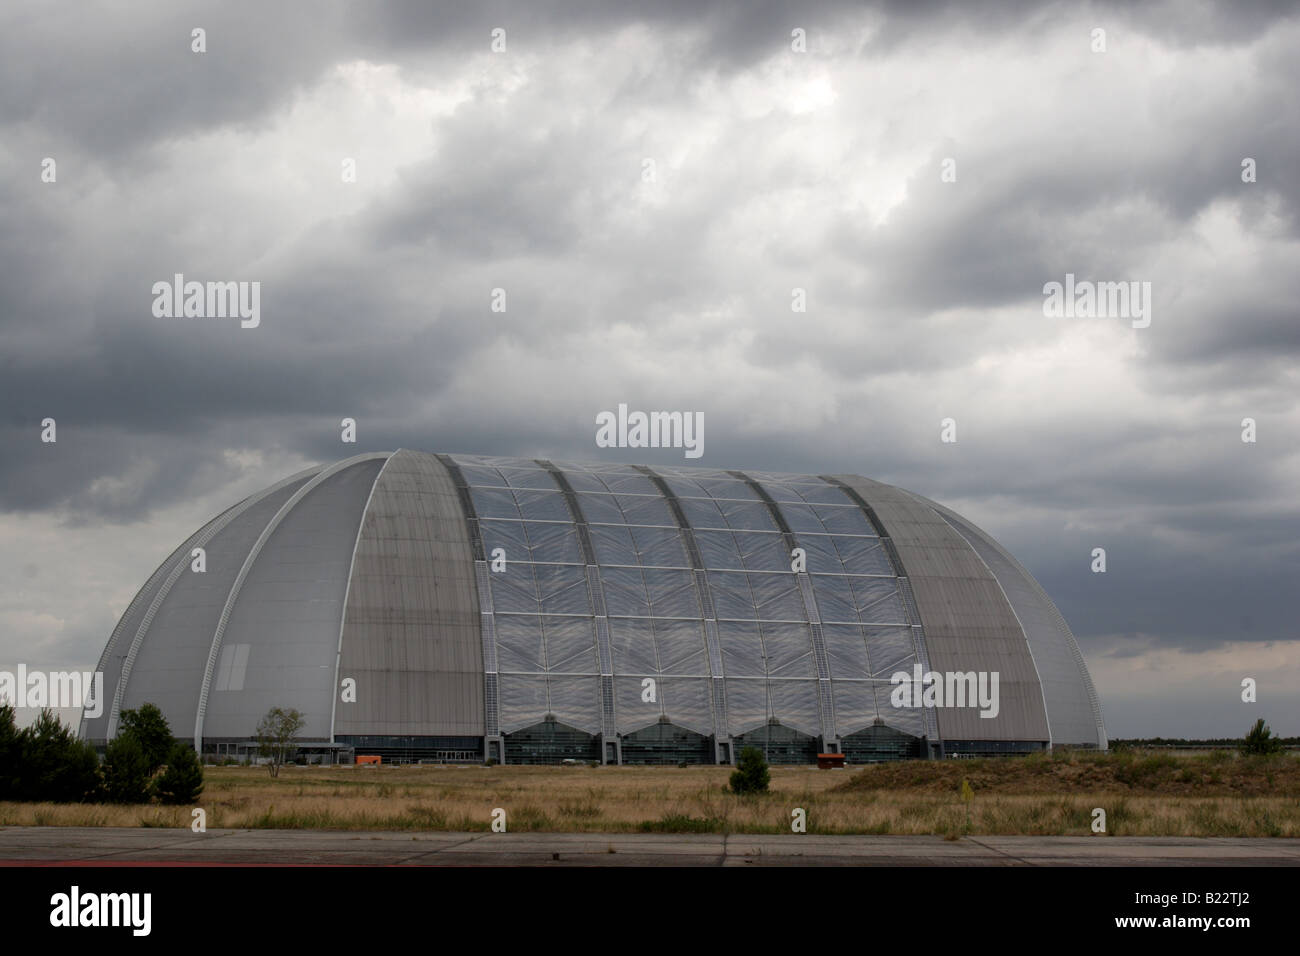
xmin=450 ymin=455 xmax=927 ymax=756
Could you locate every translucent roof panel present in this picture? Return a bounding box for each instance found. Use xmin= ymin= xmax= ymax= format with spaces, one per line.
xmin=449 ymin=454 xmax=558 ymax=491
xmin=811 ymin=504 xmax=876 ymax=536
xmin=479 ymin=519 xmax=584 ymax=565
xmin=751 ymin=477 xmax=854 ymax=505
xmin=588 ymin=523 xmax=639 ymax=565
xmin=628 ymin=525 xmax=689 ymax=568
xmin=445 ymin=457 xmax=921 ymax=742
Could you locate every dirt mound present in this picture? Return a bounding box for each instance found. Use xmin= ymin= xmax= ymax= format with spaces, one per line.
xmin=833 ymin=752 xmax=1300 ymax=797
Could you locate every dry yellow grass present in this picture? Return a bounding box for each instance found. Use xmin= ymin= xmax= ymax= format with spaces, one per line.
xmin=2 ymin=758 xmax=1298 ymax=836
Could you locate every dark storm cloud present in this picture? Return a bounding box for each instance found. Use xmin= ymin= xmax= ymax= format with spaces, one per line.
xmin=1 ymin=1 xmax=1298 ymax=734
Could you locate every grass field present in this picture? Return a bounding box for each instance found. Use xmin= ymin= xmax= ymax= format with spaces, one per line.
xmin=2 ymin=750 xmax=1298 ymax=836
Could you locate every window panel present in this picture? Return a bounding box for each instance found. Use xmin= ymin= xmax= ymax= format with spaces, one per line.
xmin=717 ymin=621 xmax=765 ymax=677
xmin=676 ymin=496 xmax=726 ymax=529
xmin=774 ymin=502 xmax=827 ymax=534
xmin=600 ymin=473 xmax=658 ymax=496
xmin=832 ymin=536 xmax=891 ymax=574
xmin=796 ymin=482 xmax=854 ymax=505
xmin=696 ymin=477 xmax=758 ymax=500
xmin=514 ymin=488 xmax=571 ymax=522
xmin=692 ymin=529 xmax=742 ymax=568
xmin=809 ymin=574 xmax=858 ymax=624
xmin=706 ymin=571 xmax=758 ymax=620
xmin=851 ymin=576 xmax=905 ymax=622
xmin=643 ymin=568 xmax=699 ymax=618
xmin=457 ymin=464 xmax=507 ymax=487
xmin=559 ymin=470 xmax=610 ymax=493
xmin=881 ymin=704 xmax=928 ymax=739
xmin=747 ymin=572 xmax=804 ymax=620
xmin=545 ymin=675 xmax=601 ymax=735
xmin=724 ymin=678 xmax=769 ymax=736
xmin=653 ymin=619 xmax=709 ymax=674
xmin=655 ymin=677 xmax=714 ymax=736
xmin=663 ymin=477 xmax=708 ymax=499
xmin=497 ymin=674 xmax=549 ymax=733
xmin=469 ymin=485 xmax=522 ymax=519
xmin=489 ymin=566 xmax=540 ymax=613
xmin=534 ymin=564 xmax=592 ymax=615
xmin=494 ymin=614 xmax=547 ymax=671
xmin=542 ymin=616 xmax=598 ymax=673
xmin=608 ymin=617 xmax=658 ymax=675
xmin=719 ymin=499 xmax=775 ymax=531
xmin=575 ymin=492 xmax=624 ymax=525
xmin=600 ymin=566 xmax=650 ymax=617
xmin=499 ymin=466 xmax=556 ymax=490
xmin=832 ymin=680 xmax=882 ymax=737
xmin=814 ymin=504 xmax=875 ymax=535
xmin=735 ymin=532 xmax=789 ymax=572
xmin=630 ymin=525 xmax=688 ymax=567
xmin=615 ymin=676 xmax=663 ymax=733
xmin=588 ymin=524 xmax=639 ymax=565
xmin=478 ymin=520 xmax=530 ymax=564
xmin=865 ymin=626 xmax=917 ymax=677
xmin=524 ymin=521 xmax=583 ymax=564
xmin=796 ymin=534 xmax=843 ymax=574
xmin=761 ymin=621 xmax=814 ymax=676
xmin=768 ymin=679 xmax=821 ymax=737
xmin=822 ymin=624 xmax=871 ymax=679
xmin=755 ymin=481 xmax=808 ymax=503
xmin=616 ymin=494 xmax=674 ymax=527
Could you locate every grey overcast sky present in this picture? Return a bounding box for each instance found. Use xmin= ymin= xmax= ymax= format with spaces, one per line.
xmin=1 ymin=1 xmax=1296 ymax=737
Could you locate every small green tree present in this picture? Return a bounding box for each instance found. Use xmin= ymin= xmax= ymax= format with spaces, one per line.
xmin=1241 ymin=718 xmax=1284 ymax=756
xmin=155 ymin=743 xmax=204 ymax=805
xmin=256 ymin=707 xmax=305 ymax=777
xmin=119 ymin=703 xmax=173 ymax=773
xmin=13 ymin=709 xmax=101 ymax=803
xmin=729 ymin=746 xmax=770 ymax=794
xmin=102 ymin=733 xmax=151 ymax=803
xmin=0 ymin=705 xmax=20 ymax=801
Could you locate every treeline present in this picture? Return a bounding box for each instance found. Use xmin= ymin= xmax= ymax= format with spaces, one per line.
xmin=0 ymin=703 xmax=202 ymax=804
xmin=1113 ymin=737 xmax=1300 ymax=747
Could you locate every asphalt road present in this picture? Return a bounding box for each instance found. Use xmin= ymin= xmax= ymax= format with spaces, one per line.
xmin=1 ymin=827 xmax=1298 ymax=866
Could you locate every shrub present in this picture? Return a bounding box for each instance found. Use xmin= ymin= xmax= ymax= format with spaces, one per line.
xmin=102 ymin=733 xmax=152 ymax=803
xmin=1241 ymin=718 xmax=1284 ymax=756
xmin=255 ymin=706 xmax=305 ymax=777
xmin=155 ymin=743 xmax=204 ymax=805
xmin=729 ymin=746 xmax=770 ymax=795
xmin=0 ymin=705 xmax=22 ymax=800
xmin=5 ymin=708 xmax=102 ymax=803
xmin=119 ymin=703 xmax=174 ymax=773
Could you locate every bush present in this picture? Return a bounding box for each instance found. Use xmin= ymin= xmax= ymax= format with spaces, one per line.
xmin=729 ymin=746 xmax=770 ymax=794
xmin=102 ymin=733 xmax=152 ymax=803
xmin=1241 ymin=718 xmax=1284 ymax=756
xmin=0 ymin=705 xmax=22 ymax=800
xmin=155 ymin=743 xmax=204 ymax=805
xmin=3 ymin=708 xmax=102 ymax=803
xmin=119 ymin=703 xmax=174 ymax=774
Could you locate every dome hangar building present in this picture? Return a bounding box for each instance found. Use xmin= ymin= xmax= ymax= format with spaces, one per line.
xmin=80 ymin=451 xmax=1106 ymax=766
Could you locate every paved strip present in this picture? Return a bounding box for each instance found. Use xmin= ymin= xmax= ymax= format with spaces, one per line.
xmin=0 ymin=828 xmax=1297 ymax=866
